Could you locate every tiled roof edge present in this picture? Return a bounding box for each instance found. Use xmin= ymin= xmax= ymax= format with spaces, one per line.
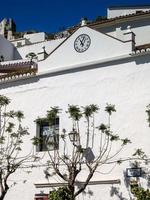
xmin=68 ymin=10 xmax=150 ymax=32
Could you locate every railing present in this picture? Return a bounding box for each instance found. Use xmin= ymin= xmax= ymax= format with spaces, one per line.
xmin=0 ymin=68 xmax=38 ymax=82
xmin=0 ymin=60 xmax=38 ymax=82
xmin=134 ymin=43 xmax=150 ymax=54
xmin=0 ymin=61 xmax=37 ymax=73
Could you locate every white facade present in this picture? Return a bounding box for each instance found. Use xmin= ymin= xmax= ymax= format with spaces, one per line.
xmin=0 ymin=6 xmax=150 ymax=200
xmin=23 ymin=32 xmax=46 ymax=44
xmin=96 ymin=18 xmax=150 ymax=46
xmin=16 ymin=38 xmax=65 ymax=60
xmin=107 ymin=5 xmax=150 ymax=18
xmin=90 ymin=7 xmax=150 ymax=46
xmin=11 ymin=32 xmax=47 ymax=47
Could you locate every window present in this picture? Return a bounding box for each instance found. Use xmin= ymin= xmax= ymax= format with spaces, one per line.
xmin=36 ymin=118 xmax=59 ymax=151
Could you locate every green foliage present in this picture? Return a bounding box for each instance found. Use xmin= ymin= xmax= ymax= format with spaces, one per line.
xmin=98 ymin=123 xmax=107 ymax=132
xmin=47 ymin=107 xmax=60 ymax=126
xmin=0 ymin=95 xmax=10 ymax=106
xmin=34 ymin=117 xmax=48 ymax=124
xmin=4 ymin=110 xmax=24 ymax=119
xmin=35 ymin=107 xmax=60 ymax=126
xmin=67 ymin=105 xmax=82 ymax=121
xmin=121 ymin=138 xmax=131 ymax=145
xmin=133 ymin=148 xmax=146 ymax=158
xmin=110 ymin=134 xmax=120 ymax=141
xmin=49 ymin=187 xmax=71 ymax=200
xmin=15 ymin=111 xmax=24 ymax=122
xmin=105 ymin=104 xmax=116 ymax=115
xmin=31 ymin=136 xmax=42 ymax=145
xmin=132 ymin=185 xmax=150 ymax=200
xmin=76 ymin=145 xmax=85 ymax=153
xmin=83 ymin=104 xmax=99 ymax=118
xmin=95 ymin=16 xmax=107 ymax=22
xmin=6 ymin=122 xmax=15 ymax=133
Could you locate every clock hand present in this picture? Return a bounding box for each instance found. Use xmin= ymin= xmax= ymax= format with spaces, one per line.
xmin=79 ymin=38 xmax=84 ymax=47
xmin=81 ymin=36 xmax=86 ymax=44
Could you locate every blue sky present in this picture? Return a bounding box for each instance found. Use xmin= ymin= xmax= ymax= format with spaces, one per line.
xmin=1 ymin=0 xmax=150 ymax=33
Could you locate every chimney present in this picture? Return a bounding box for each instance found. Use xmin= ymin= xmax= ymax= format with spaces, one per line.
xmin=81 ymin=18 xmax=87 ymax=26
xmin=124 ymin=26 xmax=136 ymax=51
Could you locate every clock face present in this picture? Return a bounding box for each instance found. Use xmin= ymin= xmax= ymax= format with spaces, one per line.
xmin=74 ymin=34 xmax=91 ymax=53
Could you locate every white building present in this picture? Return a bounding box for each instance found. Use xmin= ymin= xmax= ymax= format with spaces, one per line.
xmin=0 ymin=5 xmax=150 ymax=200
xmin=0 ymin=18 xmax=16 ymax=40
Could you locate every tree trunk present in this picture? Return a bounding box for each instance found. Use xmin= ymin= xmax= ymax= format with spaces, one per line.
xmin=68 ymin=185 xmax=75 ymax=200
xmin=86 ymin=118 xmax=90 ymax=148
xmin=0 ymin=180 xmax=9 ymax=200
xmin=0 ymin=188 xmax=9 ymax=200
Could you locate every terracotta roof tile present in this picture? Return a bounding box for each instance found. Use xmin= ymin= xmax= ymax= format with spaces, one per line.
xmin=68 ymin=10 xmax=150 ymax=32
xmin=135 ymin=43 xmax=150 ymax=53
xmin=90 ymin=10 xmax=150 ymax=26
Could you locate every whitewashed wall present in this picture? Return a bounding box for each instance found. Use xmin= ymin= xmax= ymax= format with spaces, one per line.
xmin=0 ymin=25 xmax=149 ymax=200
xmin=16 ymin=38 xmax=65 ymax=59
xmin=13 ymin=16 xmax=150 ymax=62
xmin=0 ymin=52 xmax=150 ymax=200
xmin=23 ymin=32 xmax=46 ymax=44
xmin=38 ymin=26 xmax=133 ymax=73
xmin=96 ymin=18 xmax=150 ymax=46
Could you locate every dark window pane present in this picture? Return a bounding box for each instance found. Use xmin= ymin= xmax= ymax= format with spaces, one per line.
xmin=37 ymin=118 xmax=59 ymax=151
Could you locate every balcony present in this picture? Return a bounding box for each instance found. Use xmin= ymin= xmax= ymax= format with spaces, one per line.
xmin=0 ymin=60 xmax=38 ymax=82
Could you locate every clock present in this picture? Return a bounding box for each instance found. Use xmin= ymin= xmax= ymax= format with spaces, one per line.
xmin=74 ymin=34 xmax=91 ymax=53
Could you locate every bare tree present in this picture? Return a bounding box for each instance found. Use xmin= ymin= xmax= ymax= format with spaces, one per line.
xmin=33 ymin=104 xmax=131 ymax=200
xmin=0 ymin=95 xmax=33 ymax=200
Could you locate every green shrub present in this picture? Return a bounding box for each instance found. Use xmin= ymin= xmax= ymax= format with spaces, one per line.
xmin=49 ymin=187 xmax=71 ymax=200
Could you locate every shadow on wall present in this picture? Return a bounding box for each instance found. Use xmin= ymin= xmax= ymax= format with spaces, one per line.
xmin=75 ymin=181 xmax=94 ymax=199
xmin=0 ymin=76 xmax=39 ymax=90
xmin=81 ymin=188 xmax=94 ymax=200
xmin=110 ymin=185 xmax=128 ymax=200
xmin=0 ymin=51 xmax=150 ymax=90
xmin=110 ymin=160 xmax=150 ymax=200
xmin=14 ymin=47 xmax=22 ymax=60
xmin=135 ymin=54 xmax=150 ymax=65
xmin=110 ymin=169 xmax=134 ymax=200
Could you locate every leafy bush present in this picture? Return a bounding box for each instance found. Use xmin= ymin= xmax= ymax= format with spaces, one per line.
xmin=132 ymin=185 xmax=150 ymax=200
xmin=49 ymin=187 xmax=71 ymax=200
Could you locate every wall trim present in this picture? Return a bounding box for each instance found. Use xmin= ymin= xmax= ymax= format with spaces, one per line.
xmin=35 ymin=179 xmax=121 ymax=188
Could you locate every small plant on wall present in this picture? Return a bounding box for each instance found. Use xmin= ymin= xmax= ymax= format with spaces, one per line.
xmin=131 ymin=184 xmax=150 ymax=200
